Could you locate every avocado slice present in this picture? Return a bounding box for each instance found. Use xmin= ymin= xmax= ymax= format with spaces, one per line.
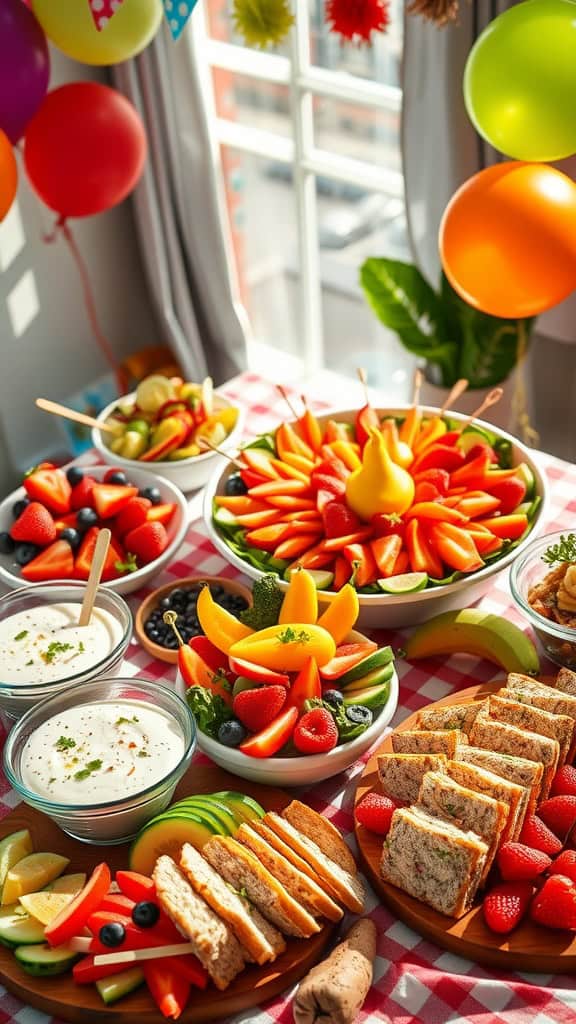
xmin=337 ymin=646 xmax=393 ymax=686
xmin=340 ymin=661 xmax=395 ymax=693
xmin=343 ymin=680 xmax=391 ymax=709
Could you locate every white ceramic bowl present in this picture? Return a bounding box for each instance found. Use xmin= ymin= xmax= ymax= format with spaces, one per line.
xmin=178 ymin=666 xmax=399 ymax=787
xmin=0 ymin=464 xmax=189 ymax=596
xmin=203 ymin=406 xmax=549 ymax=630
xmin=92 ymin=391 xmax=245 ymax=494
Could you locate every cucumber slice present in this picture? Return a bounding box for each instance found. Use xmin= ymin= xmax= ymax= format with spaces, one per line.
xmin=0 ymin=904 xmax=45 ymax=948
xmin=212 ymin=791 xmax=265 ymax=823
xmin=377 ymin=572 xmax=428 ymax=594
xmin=516 ymin=461 xmax=536 ymax=499
xmin=96 ymin=967 xmax=145 ymax=1005
xmin=214 ymin=506 xmax=238 ymax=528
xmin=14 ymin=942 xmax=79 ymax=976
xmin=284 ymin=568 xmax=334 ymax=590
xmin=458 ymin=428 xmax=492 ymax=453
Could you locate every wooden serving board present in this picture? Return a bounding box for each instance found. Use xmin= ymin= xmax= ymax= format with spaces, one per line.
xmin=0 ymin=762 xmax=335 ymax=1023
xmin=354 ymin=679 xmax=576 ymax=974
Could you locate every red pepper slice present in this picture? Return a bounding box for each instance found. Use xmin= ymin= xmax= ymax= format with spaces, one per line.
xmin=370 ymin=534 xmax=403 ymax=577
xmin=144 ymin=961 xmax=191 ymax=1020
xmin=286 ymin=657 xmax=321 ymax=713
xmin=429 ymin=522 xmax=485 ymax=573
xmin=411 ymin=444 xmax=465 ymax=475
xmin=177 ymin=644 xmax=233 ymax=706
xmin=115 ymin=870 xmax=155 ymax=903
xmin=475 ymin=513 xmax=529 ymax=540
xmin=239 ymin=706 xmax=298 ymax=758
xmin=44 ymin=863 xmax=111 ymax=948
xmin=86 ymin=912 xmax=180 ymax=955
xmin=343 ymin=542 xmax=378 ymax=587
xmin=96 ymin=893 xmax=135 ymax=915
xmin=355 ymin=404 xmax=381 ymax=447
xmin=73 ymin=955 xmax=141 ymax=985
xmin=405 ymin=519 xmax=444 ymax=578
xmin=413 ymin=468 xmax=450 ymax=494
xmin=449 ymin=452 xmax=492 ymax=488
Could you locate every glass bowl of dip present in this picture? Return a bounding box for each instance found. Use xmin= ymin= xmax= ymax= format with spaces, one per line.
xmin=0 ymin=582 xmax=133 ymax=720
xmin=510 ymin=531 xmax=576 ymax=670
xmin=4 ymin=677 xmax=196 ymax=844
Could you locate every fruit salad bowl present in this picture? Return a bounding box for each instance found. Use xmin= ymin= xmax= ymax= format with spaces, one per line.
xmin=203 ymin=405 xmax=549 ymax=630
xmin=0 ymin=464 xmax=189 ymax=596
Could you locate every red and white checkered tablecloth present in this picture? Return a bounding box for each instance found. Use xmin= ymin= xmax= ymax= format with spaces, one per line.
xmin=1 ymin=370 xmax=575 ymax=1024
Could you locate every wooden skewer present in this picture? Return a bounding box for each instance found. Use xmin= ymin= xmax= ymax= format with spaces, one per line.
xmin=439 ymin=378 xmax=469 ymax=416
xmin=196 ymin=435 xmax=244 ymax=470
xmin=412 ymin=368 xmax=423 ymax=407
xmin=276 ymin=385 xmax=300 ymax=419
xmin=461 ymin=387 xmax=504 ymax=430
xmin=36 ymin=398 xmax=123 ymax=436
xmin=78 ymin=529 xmax=111 ymax=627
xmin=357 ymin=367 xmax=370 ymax=406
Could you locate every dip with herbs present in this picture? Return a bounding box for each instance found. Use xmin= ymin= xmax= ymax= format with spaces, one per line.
xmin=20 ymin=699 xmax=185 ymax=804
xmin=0 ymin=603 xmax=124 ymax=685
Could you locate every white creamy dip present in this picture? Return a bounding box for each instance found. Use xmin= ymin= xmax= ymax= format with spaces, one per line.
xmin=0 ymin=603 xmax=124 ymax=685
xmin=20 ymin=699 xmax=186 ymax=805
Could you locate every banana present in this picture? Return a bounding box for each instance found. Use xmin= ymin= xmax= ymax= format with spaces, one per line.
xmin=403 ymin=609 xmax=540 ymax=674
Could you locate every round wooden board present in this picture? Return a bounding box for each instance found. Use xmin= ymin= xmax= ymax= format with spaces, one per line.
xmin=0 ymin=761 xmax=335 ymax=1023
xmin=354 ymin=678 xmax=576 ymax=974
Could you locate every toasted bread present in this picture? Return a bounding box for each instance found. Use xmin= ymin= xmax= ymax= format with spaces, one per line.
xmin=153 ymin=855 xmax=246 ymax=990
xmin=470 ymin=710 xmax=560 ymax=799
xmin=391 ymin=730 xmax=466 ymax=757
xmin=281 ymin=800 xmax=357 ymax=876
xmin=455 ymin=744 xmax=543 ymax=816
xmin=203 ymin=836 xmax=320 ymax=938
xmin=444 ymin=759 xmax=528 ymax=841
xmin=556 ymin=667 xmax=576 ymax=697
xmin=377 ymin=753 xmax=448 ymax=804
xmin=504 ymin=676 xmax=576 ymax=760
xmin=488 ymin=694 xmax=574 ymax=769
xmin=416 ymin=701 xmax=484 ymax=735
xmin=179 ymin=842 xmax=285 ymax=964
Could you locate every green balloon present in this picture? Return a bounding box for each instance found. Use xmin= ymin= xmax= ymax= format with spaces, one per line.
xmin=464 ymin=0 xmax=576 ymax=162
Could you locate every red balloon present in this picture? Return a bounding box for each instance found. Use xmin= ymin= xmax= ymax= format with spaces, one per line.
xmin=23 ymin=82 xmax=146 ymax=218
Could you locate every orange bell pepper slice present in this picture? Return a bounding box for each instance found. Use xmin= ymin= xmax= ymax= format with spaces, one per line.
xmin=371 ymin=534 xmax=403 ymax=578
xmin=404 ymin=502 xmax=468 ymax=524
xmin=215 ymin=496 xmax=268 ymax=514
xmin=454 ymin=491 xmax=501 ymax=519
xmin=323 ymin=528 xmax=374 ymax=552
xmin=429 ymin=522 xmax=485 ymax=573
xmin=274 ymin=533 xmax=321 ymax=561
xmin=276 ymin=422 xmax=314 ymax=461
xmin=286 ymin=656 xmax=322 ymax=712
xmin=248 ymin=479 xmax=311 ymax=498
xmin=343 ymin=542 xmax=378 ymax=587
xmin=405 ymin=519 xmax=444 ymax=578
xmin=475 ymin=513 xmax=529 ymax=540
xmin=246 ymin=522 xmax=291 ymax=551
xmin=299 ymin=409 xmax=323 ymax=453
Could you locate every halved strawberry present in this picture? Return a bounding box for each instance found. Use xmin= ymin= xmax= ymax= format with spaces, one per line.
xmin=147 ymin=503 xmax=177 ymax=526
xmin=24 ymin=465 xmax=71 ymax=515
xmin=124 ymin=522 xmax=168 ymax=565
xmin=11 ymin=502 xmax=56 ymax=546
xmin=70 ymin=476 xmax=98 ymax=511
xmin=54 ymin=512 xmax=82 ymax=536
xmin=92 ymin=484 xmax=139 ymax=520
xmin=114 ymin=497 xmax=152 ymax=538
xmin=75 ymin=527 xmax=132 ymax=581
xmin=21 ymin=540 xmax=75 ymax=582
xmin=322 ymin=500 xmax=361 ymax=539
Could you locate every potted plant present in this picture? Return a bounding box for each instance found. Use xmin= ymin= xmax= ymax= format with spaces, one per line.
xmin=360 ymin=257 xmax=536 ymax=430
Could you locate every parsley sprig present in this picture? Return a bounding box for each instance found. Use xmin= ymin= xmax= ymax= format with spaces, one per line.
xmin=74 ymin=759 xmax=103 ymax=781
xmin=41 ymin=641 xmax=74 ymax=664
xmin=276 ymin=627 xmax=311 ymax=645
xmin=542 ymin=533 xmax=576 ymax=566
xmin=55 ymin=735 xmax=76 ymax=752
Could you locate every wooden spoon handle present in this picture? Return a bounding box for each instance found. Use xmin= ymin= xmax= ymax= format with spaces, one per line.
xmin=412 ymin=368 xmax=423 ymax=407
xmin=35 ymin=398 xmax=122 ymax=436
xmin=79 ymin=529 xmax=111 ymax=627
xmin=440 ymin=378 xmax=469 ymax=416
xmin=461 ymin=387 xmax=504 ymax=430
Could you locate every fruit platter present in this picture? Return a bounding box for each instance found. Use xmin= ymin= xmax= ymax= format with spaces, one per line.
xmin=204 ymin=401 xmax=547 ymax=627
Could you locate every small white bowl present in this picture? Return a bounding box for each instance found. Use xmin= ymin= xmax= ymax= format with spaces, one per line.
xmin=92 ymin=391 xmax=245 ymax=494
xmin=0 ymin=465 xmax=189 ymax=596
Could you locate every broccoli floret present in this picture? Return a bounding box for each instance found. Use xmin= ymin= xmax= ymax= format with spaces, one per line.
xmin=239 ymin=573 xmax=284 ymax=630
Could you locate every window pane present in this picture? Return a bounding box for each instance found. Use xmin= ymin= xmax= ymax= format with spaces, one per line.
xmin=212 ymin=69 xmax=291 ymax=138
xmin=310 ymin=0 xmax=403 ymax=85
xmin=314 ymin=95 xmax=401 ymax=174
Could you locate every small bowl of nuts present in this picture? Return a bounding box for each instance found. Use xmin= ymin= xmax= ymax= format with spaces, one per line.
xmin=510 ymin=531 xmax=576 ymax=669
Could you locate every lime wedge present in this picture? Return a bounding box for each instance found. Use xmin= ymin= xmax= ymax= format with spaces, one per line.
xmin=284 ymin=568 xmax=334 ymax=590
xmin=378 ymin=573 xmax=428 ymax=594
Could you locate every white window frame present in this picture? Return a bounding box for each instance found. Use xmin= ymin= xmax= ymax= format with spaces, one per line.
xmin=193 ymin=2 xmax=403 ymax=373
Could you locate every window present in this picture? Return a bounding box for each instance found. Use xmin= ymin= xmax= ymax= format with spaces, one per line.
xmin=195 ymin=0 xmax=415 ymax=394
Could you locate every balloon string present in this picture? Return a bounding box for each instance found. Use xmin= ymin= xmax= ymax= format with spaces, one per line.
xmin=43 ymin=217 xmax=127 ymax=396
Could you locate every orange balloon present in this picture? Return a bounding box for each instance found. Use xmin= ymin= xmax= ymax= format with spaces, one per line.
xmin=439 ymin=162 xmax=576 ymax=318
xmin=0 ymin=130 xmax=17 ymax=221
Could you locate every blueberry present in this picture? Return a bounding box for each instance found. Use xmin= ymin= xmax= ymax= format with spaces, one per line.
xmin=138 ymin=486 xmax=161 ymax=505
xmin=99 ymin=922 xmax=126 ymax=948
xmin=218 ymin=720 xmax=247 ymax=747
xmin=14 ymin=543 xmax=39 ymax=566
xmin=0 ymin=532 xmax=15 ymax=555
xmin=76 ymin=507 xmax=98 ymax=528
xmin=12 ymin=498 xmax=30 ymax=520
xmin=224 ymin=474 xmax=247 ymax=496
xmin=323 ymin=689 xmax=344 ymax=707
xmin=169 ymin=588 xmax=185 ymax=605
xmin=132 ymin=901 xmax=160 ymax=928
xmin=345 ymin=705 xmax=373 ymax=727
xmin=159 ymin=595 xmax=172 ymax=610
xmin=66 ymin=466 xmax=84 ymax=486
xmin=60 ymin=527 xmax=81 ymax=550
xmin=107 ymin=471 xmax=128 ymax=485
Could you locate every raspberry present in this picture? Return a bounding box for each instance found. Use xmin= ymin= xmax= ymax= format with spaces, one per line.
xmin=518 ymin=814 xmax=563 ymax=856
xmin=538 ymin=795 xmax=576 ymax=841
xmin=550 ymin=850 xmax=576 ymax=884
xmin=293 ymin=708 xmax=338 ymax=754
xmin=551 ymin=765 xmax=576 ymax=798
xmin=530 ymin=874 xmax=576 ymax=930
xmin=482 ymin=881 xmax=533 ymax=935
xmin=355 ymin=793 xmax=398 ymax=836
xmin=232 ymin=685 xmax=287 ymax=734
xmin=496 ymin=842 xmax=551 ymax=882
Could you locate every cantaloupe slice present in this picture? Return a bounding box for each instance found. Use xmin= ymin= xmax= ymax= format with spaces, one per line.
xmin=129 ymin=814 xmax=220 ymax=877
xmin=19 ymin=891 xmax=74 ymax=926
xmin=2 ymin=853 xmax=69 ymax=906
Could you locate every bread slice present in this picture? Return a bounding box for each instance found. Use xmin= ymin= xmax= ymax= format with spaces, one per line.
xmin=380 ymin=806 xmax=488 ymax=918
xmin=377 ymin=753 xmax=447 ymax=804
xmin=556 ymin=667 xmax=576 ymax=696
xmin=281 ymin=800 xmax=357 ymax=876
xmin=488 ymin=694 xmax=574 ymax=769
xmin=262 ymin=812 xmax=365 ymax=914
xmin=470 ymin=710 xmax=560 ymax=799
xmin=417 ymin=771 xmax=508 ymax=883
xmin=504 ymin=676 xmax=576 ymax=760
xmin=236 ymin=823 xmax=343 ymax=922
xmin=455 ymin=744 xmax=543 ymax=816
xmin=391 ymin=730 xmax=466 ymax=757
xmin=444 ymin=760 xmax=528 ymax=842
xmin=179 ymin=842 xmax=285 ymax=964
xmin=416 ymin=701 xmax=484 ymax=735
xmin=203 ymin=836 xmax=320 ymax=938
xmin=153 ymin=855 xmax=246 ymax=990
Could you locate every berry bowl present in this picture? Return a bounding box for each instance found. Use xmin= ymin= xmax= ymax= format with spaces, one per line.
xmin=203 ymin=405 xmax=548 ymax=630
xmin=0 ymin=464 xmax=189 ymax=597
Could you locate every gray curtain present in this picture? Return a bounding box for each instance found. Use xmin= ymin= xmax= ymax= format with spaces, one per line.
xmin=113 ymin=25 xmax=248 ymax=384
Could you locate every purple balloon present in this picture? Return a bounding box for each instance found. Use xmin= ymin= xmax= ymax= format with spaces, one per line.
xmin=0 ymin=0 xmax=50 ymax=144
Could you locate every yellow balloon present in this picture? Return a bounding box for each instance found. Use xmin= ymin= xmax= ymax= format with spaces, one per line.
xmin=31 ymin=0 xmax=163 ymax=66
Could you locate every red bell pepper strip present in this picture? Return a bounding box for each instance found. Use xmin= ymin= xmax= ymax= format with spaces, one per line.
xmin=370 ymin=534 xmax=403 ymax=578
xmin=86 ymin=913 xmax=181 ymax=955
xmin=355 ymin=404 xmax=381 ymax=447
xmin=392 ymin=548 xmax=410 ymax=575
xmin=404 ymin=502 xmax=468 ymax=524
xmin=429 ymin=522 xmax=485 ymax=573
xmin=96 ymin=893 xmax=136 ymax=915
xmin=44 ymin=863 xmax=111 ymax=948
xmin=115 ymin=870 xmax=155 ymax=903
xmin=440 ymin=430 xmax=461 ymax=446
xmin=239 ymin=706 xmax=298 ymax=758
xmin=413 ymin=481 xmax=441 ymax=504
xmin=449 ymin=452 xmax=492 ymax=488
xmin=332 ymin=554 xmax=352 ymax=590
xmin=475 ymin=513 xmax=529 ymax=540
xmin=168 ymin=955 xmax=209 ymax=989
xmin=240 ymin=468 xmax=268 ymax=490
xmin=317 ymin=450 xmax=350 ymax=481
xmin=144 ymin=961 xmax=191 ymax=1020
xmin=286 ymin=657 xmax=321 ymax=712
xmin=177 ymin=644 xmax=233 ymax=706
xmin=405 ymin=519 xmax=444 ymax=579
xmin=73 ymin=955 xmax=142 ymax=985
xmin=481 ymin=475 xmax=526 ymax=514
xmin=411 ymin=444 xmax=465 ymax=475
xmin=343 ymin=542 xmax=378 ymax=587
xmin=454 ymin=491 xmax=501 ymax=519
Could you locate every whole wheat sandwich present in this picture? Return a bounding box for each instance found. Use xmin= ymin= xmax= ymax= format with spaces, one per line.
xmin=555 ymin=667 xmax=576 ymax=696
xmin=281 ymin=800 xmax=357 ymax=876
xmin=470 ymin=710 xmax=560 ymax=799
xmin=391 ymin=729 xmax=466 ymax=757
xmin=444 ymin=759 xmax=528 ymax=842
xmin=455 ymin=744 xmax=544 ymax=816
xmin=487 ymin=694 xmax=574 ymax=768
xmin=377 ymin=753 xmax=448 ymax=805
xmin=416 ymin=701 xmax=484 ymax=735
xmin=504 ymin=674 xmax=576 ymax=759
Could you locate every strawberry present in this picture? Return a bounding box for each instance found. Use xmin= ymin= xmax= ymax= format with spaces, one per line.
xmin=233 ymin=685 xmax=287 ymax=733
xmin=92 ymin=484 xmax=139 ymax=520
xmin=371 ymin=512 xmax=405 ymax=540
xmin=412 ymin=468 xmax=450 ymax=494
xmin=550 ymin=850 xmax=576 ymax=884
xmin=518 ymin=814 xmax=563 ymax=856
xmin=147 ymin=503 xmax=177 ymax=527
xmin=551 ymin=765 xmax=576 ymax=798
xmin=10 ymin=502 xmax=56 ymax=546
xmin=483 ymin=475 xmax=526 ymax=514
xmin=75 ymin=527 xmax=132 ymax=581
xmin=114 ymin=497 xmax=152 ymax=538
xmin=530 ymin=874 xmax=576 ymax=930
xmin=496 ymin=842 xmax=551 ymax=882
xmin=313 ymin=474 xmax=346 ymax=499
xmin=355 ymin=793 xmax=399 ymax=836
xmin=70 ymin=476 xmax=98 ymax=511
xmin=293 ymin=707 xmax=338 ymax=754
xmin=123 ymin=522 xmax=168 ymax=565
xmin=24 ymin=464 xmax=71 ymax=515
xmin=538 ymin=795 xmax=576 ymax=841
xmin=21 ymin=539 xmax=75 ymax=582
xmin=322 ymin=501 xmax=361 ymax=539
xmin=482 ymin=881 xmax=533 ymax=935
